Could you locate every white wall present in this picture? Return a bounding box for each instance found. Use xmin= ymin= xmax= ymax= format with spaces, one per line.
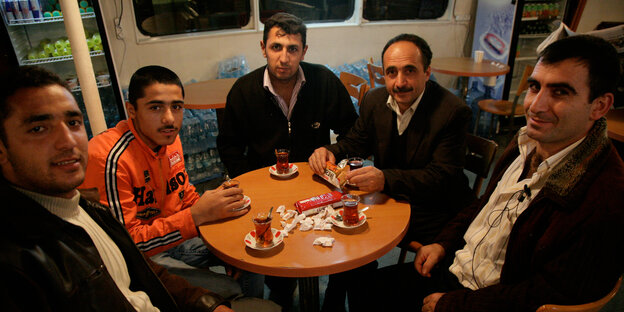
xmin=98 ymin=0 xmax=474 ymax=88
xmin=576 ymin=0 xmax=624 ymax=33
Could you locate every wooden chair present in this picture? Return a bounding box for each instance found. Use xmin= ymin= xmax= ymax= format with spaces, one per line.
xmin=340 ymin=72 xmax=369 ymax=106
xmin=397 ymin=133 xmax=498 ymax=263
xmin=367 ymin=61 xmax=385 ymax=89
xmin=536 ymin=276 xmax=622 ymax=312
xmin=475 ymin=65 xmax=534 ymax=136
xmin=464 ymin=133 xmax=498 ymax=197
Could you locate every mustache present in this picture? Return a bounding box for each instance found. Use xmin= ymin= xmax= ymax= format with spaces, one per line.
xmin=158 ymin=125 xmax=178 ymax=131
xmin=393 ymin=87 xmax=414 ymax=93
xmin=526 ymin=112 xmax=555 ymax=123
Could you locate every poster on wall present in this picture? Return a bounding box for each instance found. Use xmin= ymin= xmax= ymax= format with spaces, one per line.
xmin=469 ymin=0 xmax=517 ymax=100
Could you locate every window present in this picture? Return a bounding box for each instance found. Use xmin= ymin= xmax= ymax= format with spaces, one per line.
xmin=134 ymin=0 xmax=251 ymax=36
xmin=259 ymin=0 xmax=355 ymax=23
xmin=363 ymin=0 xmax=449 ymax=21
xmin=132 ymin=0 xmax=451 ymax=38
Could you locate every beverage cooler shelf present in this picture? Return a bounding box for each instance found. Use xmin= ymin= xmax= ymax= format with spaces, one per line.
xmin=22 ymin=50 xmax=103 ymax=65
xmin=5 ymin=12 xmax=95 ymax=26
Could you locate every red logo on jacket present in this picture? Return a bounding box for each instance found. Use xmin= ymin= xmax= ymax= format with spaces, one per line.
xmin=169 ymin=151 xmax=182 ymax=168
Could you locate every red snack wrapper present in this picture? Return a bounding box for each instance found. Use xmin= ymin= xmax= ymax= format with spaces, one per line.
xmin=295 ymin=191 xmax=344 ymax=215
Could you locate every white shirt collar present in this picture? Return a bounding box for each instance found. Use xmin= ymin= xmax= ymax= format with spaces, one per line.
xmin=385 ymin=86 xmax=425 ymax=135
xmin=263 ymin=65 xmax=306 ymax=120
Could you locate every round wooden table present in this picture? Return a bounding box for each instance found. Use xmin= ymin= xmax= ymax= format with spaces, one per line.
xmin=430 ymin=57 xmax=510 ymax=100
xmin=607 ymin=108 xmax=624 ymax=142
xmin=184 ymin=77 xmax=237 ymax=109
xmin=198 ymin=162 xmax=410 ymax=311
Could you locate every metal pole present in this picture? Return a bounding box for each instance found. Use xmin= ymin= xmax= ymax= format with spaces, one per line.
xmin=59 ymin=0 xmax=107 ymax=135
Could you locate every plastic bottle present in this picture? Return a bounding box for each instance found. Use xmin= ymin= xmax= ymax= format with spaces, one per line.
xmin=466 ymin=80 xmax=484 ymax=133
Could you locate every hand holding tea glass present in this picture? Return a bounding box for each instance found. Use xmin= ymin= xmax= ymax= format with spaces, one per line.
xmin=191 ymin=186 xmax=247 ymax=225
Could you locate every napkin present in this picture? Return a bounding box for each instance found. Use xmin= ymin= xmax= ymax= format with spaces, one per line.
xmin=313 ymin=237 xmax=335 ymax=247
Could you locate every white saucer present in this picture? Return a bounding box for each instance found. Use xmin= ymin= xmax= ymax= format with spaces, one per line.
xmin=244 ymin=228 xmax=284 ymax=250
xmin=330 ymin=210 xmax=367 ymax=228
xmin=232 ymin=195 xmax=251 ymax=212
xmin=269 ymin=163 xmax=298 ymax=178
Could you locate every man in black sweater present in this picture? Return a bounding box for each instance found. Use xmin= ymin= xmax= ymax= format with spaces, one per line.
xmin=217 ymin=12 xmax=358 ymax=178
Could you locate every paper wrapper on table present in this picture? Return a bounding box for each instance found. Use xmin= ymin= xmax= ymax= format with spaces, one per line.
xmin=313 ymin=237 xmax=335 ymax=247
xmin=317 ymin=160 xmax=349 ymax=189
xmin=294 ymin=190 xmax=344 ymax=216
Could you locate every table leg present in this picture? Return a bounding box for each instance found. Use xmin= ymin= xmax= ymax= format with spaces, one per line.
xmin=459 ymin=76 xmax=469 ymax=102
xmin=298 ymin=277 xmax=320 ymax=312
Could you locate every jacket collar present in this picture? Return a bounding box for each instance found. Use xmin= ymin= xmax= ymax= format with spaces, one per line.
xmin=539 ymin=117 xmax=611 ymax=208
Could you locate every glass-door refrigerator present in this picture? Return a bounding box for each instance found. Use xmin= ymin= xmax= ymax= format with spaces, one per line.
xmin=1 ymin=0 xmax=124 ymax=137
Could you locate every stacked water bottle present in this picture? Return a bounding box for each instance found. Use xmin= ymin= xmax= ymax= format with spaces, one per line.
xmin=179 ymin=109 xmax=225 ymax=184
xmin=217 ymin=55 xmax=249 ymax=79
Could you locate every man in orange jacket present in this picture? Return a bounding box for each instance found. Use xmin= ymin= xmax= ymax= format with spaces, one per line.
xmin=81 ymin=65 xmax=264 ymax=300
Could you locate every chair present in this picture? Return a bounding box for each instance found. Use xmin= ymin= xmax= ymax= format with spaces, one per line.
xmin=464 ymin=133 xmax=498 ymax=197
xmin=397 ymin=133 xmax=498 ymax=263
xmin=536 ymin=276 xmax=622 ymax=312
xmin=340 ymin=72 xmax=369 ymax=106
xmin=475 ymin=65 xmax=534 ymax=136
xmin=367 ymin=61 xmax=385 ymax=89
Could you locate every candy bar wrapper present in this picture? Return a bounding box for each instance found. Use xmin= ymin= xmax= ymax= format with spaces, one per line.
xmin=317 ymin=159 xmax=349 ymax=189
xmin=295 ymin=191 xmax=344 ymax=215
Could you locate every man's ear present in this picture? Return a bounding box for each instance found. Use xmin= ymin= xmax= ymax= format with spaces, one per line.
xmin=590 ymin=92 xmax=614 ymax=120
xmin=260 ymin=41 xmax=267 ymax=58
xmin=0 ymin=139 xmax=8 ymax=168
xmin=126 ymin=101 xmax=136 ymax=119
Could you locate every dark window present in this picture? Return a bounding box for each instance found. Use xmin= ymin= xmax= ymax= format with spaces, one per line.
xmin=133 ymin=0 xmax=251 ymax=36
xmin=259 ymin=0 xmax=355 ymax=23
xmin=363 ymin=0 xmax=449 ymax=21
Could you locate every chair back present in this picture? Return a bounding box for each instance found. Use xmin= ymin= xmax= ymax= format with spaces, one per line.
xmin=340 ymin=72 xmax=369 ymax=106
xmin=536 ymin=276 xmax=622 ymax=312
xmin=465 ymin=134 xmax=498 ymax=196
xmin=367 ymin=62 xmax=385 ymax=89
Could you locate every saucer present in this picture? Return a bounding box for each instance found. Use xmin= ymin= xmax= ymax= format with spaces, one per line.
xmin=330 ymin=210 xmax=367 ymax=228
xmin=232 ymin=195 xmax=251 ymax=212
xmin=244 ymin=228 xmax=284 ymax=250
xmin=269 ymin=163 xmax=298 ymax=178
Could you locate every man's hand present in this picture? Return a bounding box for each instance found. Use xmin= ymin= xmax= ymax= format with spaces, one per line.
xmin=190 ymin=187 xmax=248 ymax=225
xmin=214 ymin=305 xmax=234 ymax=312
xmin=422 ymin=292 xmax=445 ymax=312
xmin=414 ymin=243 xmax=446 ymax=277
xmin=308 ymin=147 xmax=336 ymax=175
xmin=345 ymin=166 xmax=384 ymax=192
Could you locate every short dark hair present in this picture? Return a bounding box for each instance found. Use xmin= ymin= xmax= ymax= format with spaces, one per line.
xmin=128 ymin=65 xmax=184 ymax=108
xmin=0 ymin=66 xmax=70 ymax=144
xmin=263 ymin=12 xmax=307 ymax=47
xmin=381 ymin=34 xmax=433 ymax=71
xmin=538 ymin=35 xmax=620 ymax=102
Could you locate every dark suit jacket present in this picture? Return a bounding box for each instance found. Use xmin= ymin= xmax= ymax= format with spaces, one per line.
xmin=326 ymin=81 xmax=474 ymax=243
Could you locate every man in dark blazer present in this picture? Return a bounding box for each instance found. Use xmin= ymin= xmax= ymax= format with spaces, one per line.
xmin=309 ymin=33 xmax=474 ymax=312
xmin=309 ymin=33 xmax=473 ymax=245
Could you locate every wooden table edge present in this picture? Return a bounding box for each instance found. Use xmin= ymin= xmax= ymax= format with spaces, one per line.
xmin=201 ymin=221 xmax=409 ymax=277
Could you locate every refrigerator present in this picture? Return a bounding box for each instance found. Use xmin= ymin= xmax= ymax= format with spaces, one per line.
xmin=1 ymin=0 xmax=125 ymax=138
